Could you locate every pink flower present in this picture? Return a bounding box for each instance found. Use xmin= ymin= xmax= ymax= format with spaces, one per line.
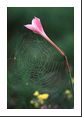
xmin=24 ymin=17 xmax=47 ymax=39
xmin=24 ymin=17 xmax=72 ymax=86
xmin=24 ymin=17 xmax=65 ymax=56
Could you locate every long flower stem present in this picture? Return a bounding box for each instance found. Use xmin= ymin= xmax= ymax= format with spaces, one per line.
xmin=42 ymin=34 xmax=74 ymax=93
xmin=42 ymin=34 xmax=65 ymax=56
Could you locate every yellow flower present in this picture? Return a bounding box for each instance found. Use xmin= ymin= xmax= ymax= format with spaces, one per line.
xmin=38 ymin=99 xmax=44 ymax=105
xmin=65 ymin=90 xmax=71 ymax=95
xmin=34 ymin=102 xmax=39 ymax=108
xmin=31 ymin=91 xmax=49 ymax=107
xmin=30 ymin=100 xmax=34 ymax=104
xmin=37 ymin=94 xmax=49 ymax=100
xmin=65 ymin=89 xmax=72 ymax=99
xmin=33 ymin=91 xmax=39 ymax=96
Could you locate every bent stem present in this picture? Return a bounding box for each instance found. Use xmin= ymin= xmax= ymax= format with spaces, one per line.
xmin=41 ymin=34 xmax=74 ymax=94
xmin=64 ymin=55 xmax=74 ymax=94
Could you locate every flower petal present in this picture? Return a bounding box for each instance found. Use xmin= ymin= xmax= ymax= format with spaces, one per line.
xmin=24 ymin=17 xmax=46 ymax=36
xmin=24 ymin=24 xmax=38 ymax=34
xmin=37 ymin=94 xmax=49 ymax=100
xmin=32 ymin=17 xmax=44 ymax=32
xmin=24 ymin=24 xmax=34 ymax=31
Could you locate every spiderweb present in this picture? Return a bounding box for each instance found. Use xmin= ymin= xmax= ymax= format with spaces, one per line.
xmin=8 ymin=33 xmax=71 ymax=106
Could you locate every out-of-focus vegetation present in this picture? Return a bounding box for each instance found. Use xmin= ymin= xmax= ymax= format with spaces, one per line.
xmin=7 ymin=7 xmax=74 ymax=109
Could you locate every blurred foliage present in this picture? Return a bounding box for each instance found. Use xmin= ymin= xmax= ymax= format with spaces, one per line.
xmin=7 ymin=7 xmax=74 ymax=109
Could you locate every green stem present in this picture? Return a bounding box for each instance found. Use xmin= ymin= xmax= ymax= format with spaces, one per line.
xmin=64 ymin=55 xmax=74 ymax=94
xmin=41 ymin=34 xmax=74 ymax=94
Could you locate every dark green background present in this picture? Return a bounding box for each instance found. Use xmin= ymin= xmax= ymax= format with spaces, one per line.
xmin=7 ymin=7 xmax=74 ymax=109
